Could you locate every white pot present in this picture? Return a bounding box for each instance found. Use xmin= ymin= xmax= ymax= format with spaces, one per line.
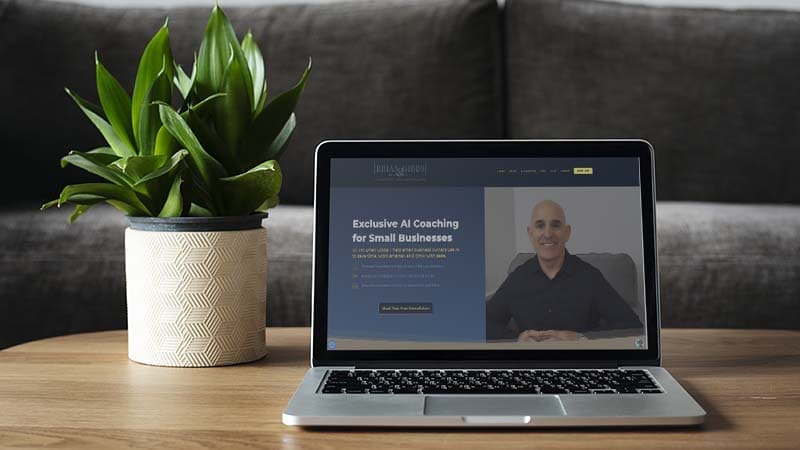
xmin=124 ymin=215 xmax=267 ymax=367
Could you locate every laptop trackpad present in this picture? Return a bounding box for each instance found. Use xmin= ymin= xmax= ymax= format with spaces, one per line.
xmin=424 ymin=396 xmax=566 ymax=416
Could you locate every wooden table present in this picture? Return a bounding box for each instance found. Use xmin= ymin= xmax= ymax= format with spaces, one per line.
xmin=1 ymin=328 xmax=799 ymax=449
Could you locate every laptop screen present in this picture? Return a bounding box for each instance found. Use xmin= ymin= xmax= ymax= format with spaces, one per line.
xmin=326 ymin=156 xmax=647 ymax=351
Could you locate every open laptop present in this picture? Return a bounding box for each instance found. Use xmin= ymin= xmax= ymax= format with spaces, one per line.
xmin=283 ymin=140 xmax=705 ymax=427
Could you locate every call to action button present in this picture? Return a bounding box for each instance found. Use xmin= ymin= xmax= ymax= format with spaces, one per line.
xmin=573 ymin=167 xmax=593 ymax=175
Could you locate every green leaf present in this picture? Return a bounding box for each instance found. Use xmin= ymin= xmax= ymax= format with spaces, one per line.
xmin=111 ymin=155 xmax=168 ymax=181
xmin=241 ymin=31 xmax=265 ymax=113
xmin=58 ymin=183 xmax=151 ymax=216
xmin=65 ymin=88 xmax=136 ymax=157
xmin=43 ymin=198 xmax=105 ymax=223
xmin=264 ymin=113 xmax=296 ymax=161
xmin=242 ymin=59 xmax=311 ymax=168
xmin=187 ymin=177 xmax=218 ymax=215
xmin=196 ymin=5 xmax=253 ymax=103
xmin=174 ymin=57 xmax=196 ymax=101
xmin=41 ymin=199 xmax=59 ymax=210
xmin=95 ymin=54 xmax=136 ymax=152
xmin=114 ymin=153 xmax=188 ymax=213
xmin=158 ymin=103 xmax=227 ymax=190
xmin=137 ymin=64 xmax=172 ymax=156
xmin=132 ymin=20 xmax=174 ymax=146
xmin=151 ymin=94 xmax=225 ymax=158
xmin=255 ymin=81 xmax=268 ymax=117
xmin=69 ymin=204 xmax=98 ymax=223
xmin=158 ymin=172 xmax=184 ymax=217
xmin=214 ymin=48 xmax=251 ymax=159
xmin=46 ymin=193 xmax=129 ymax=220
xmin=87 ymin=146 xmax=118 ymax=156
xmin=196 ymin=6 xmax=227 ymax=93
xmin=153 ymin=125 xmax=178 ymax=157
xmin=135 ymin=149 xmax=188 ymax=185
xmin=106 ymin=200 xmax=146 ymax=216
xmin=65 ymin=147 xmax=120 ymax=166
xmin=255 ymin=194 xmax=279 ymax=212
xmin=54 ymin=194 xmax=107 ymax=206
xmin=189 ymin=92 xmax=227 ymax=116
xmin=189 ymin=203 xmax=214 ymax=217
xmin=186 ymin=108 xmax=237 ymax=170
xmin=61 ymin=150 xmax=133 ymax=187
xmin=218 ymin=160 xmax=282 ymax=216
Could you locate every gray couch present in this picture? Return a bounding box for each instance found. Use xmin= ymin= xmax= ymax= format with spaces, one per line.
xmin=1 ymin=0 xmax=798 ymax=349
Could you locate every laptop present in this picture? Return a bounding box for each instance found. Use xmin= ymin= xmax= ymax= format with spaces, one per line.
xmin=282 ymin=140 xmax=705 ymax=427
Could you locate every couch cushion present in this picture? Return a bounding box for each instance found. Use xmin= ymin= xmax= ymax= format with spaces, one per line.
xmin=0 ymin=0 xmax=502 ymax=206
xmin=504 ymin=0 xmax=800 ymax=203
xmin=657 ymin=202 xmax=800 ymax=328
xmin=263 ymin=205 xmax=313 ymax=328
xmin=0 ymin=204 xmax=312 ymax=349
xmin=0 ymin=205 xmax=128 ymax=349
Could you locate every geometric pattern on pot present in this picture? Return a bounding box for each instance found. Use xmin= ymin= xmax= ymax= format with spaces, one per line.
xmin=125 ymin=228 xmax=267 ymax=367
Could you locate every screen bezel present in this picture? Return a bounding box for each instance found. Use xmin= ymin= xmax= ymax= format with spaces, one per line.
xmin=311 ymin=140 xmax=660 ymax=367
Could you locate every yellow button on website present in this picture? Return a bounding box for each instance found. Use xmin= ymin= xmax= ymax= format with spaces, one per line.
xmin=573 ymin=167 xmax=593 ymax=175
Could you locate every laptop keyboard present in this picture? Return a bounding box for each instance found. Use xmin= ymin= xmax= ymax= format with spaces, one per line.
xmin=320 ymin=369 xmax=663 ymax=395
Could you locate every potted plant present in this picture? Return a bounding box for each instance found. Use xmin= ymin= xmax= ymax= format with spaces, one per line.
xmin=42 ymin=5 xmax=311 ymax=367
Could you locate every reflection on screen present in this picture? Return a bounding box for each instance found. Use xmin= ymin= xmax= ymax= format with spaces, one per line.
xmin=326 ymin=157 xmax=647 ymax=351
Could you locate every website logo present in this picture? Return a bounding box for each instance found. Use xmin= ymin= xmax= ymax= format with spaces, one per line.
xmin=372 ymin=162 xmax=428 ymax=178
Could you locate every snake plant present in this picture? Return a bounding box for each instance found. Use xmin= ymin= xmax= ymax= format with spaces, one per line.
xmin=42 ymin=5 xmax=310 ymax=222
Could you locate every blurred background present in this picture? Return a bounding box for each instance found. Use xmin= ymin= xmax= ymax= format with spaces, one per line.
xmin=1 ymin=0 xmax=798 ymax=349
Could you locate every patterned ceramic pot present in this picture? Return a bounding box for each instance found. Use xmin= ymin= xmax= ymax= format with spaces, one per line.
xmin=125 ymin=214 xmax=268 ymax=367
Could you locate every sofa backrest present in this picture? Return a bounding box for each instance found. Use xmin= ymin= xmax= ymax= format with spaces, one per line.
xmin=0 ymin=0 xmax=503 ymax=205
xmin=4 ymin=0 xmax=799 ymax=206
xmin=504 ymin=0 xmax=800 ymax=204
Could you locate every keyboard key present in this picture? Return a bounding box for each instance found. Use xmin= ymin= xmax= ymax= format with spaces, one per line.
xmin=617 ymin=387 xmax=639 ymax=394
xmin=392 ymin=388 xmax=420 ymax=394
xmin=539 ymin=387 xmax=570 ymax=394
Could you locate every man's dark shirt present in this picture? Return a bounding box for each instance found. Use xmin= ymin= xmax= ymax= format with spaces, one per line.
xmin=486 ymin=251 xmax=642 ymax=340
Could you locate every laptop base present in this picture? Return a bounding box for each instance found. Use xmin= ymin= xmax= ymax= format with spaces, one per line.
xmin=283 ymin=367 xmax=705 ymax=427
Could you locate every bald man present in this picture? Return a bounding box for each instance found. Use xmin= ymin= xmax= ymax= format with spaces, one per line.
xmin=485 ymin=200 xmax=642 ymax=342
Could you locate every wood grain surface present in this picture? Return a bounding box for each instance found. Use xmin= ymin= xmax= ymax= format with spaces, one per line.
xmin=1 ymin=328 xmax=799 ymax=449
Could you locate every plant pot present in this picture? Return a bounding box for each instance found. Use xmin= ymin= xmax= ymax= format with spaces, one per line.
xmin=125 ymin=214 xmax=268 ymax=367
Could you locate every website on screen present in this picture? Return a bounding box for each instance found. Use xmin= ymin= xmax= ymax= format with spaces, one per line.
xmin=326 ymin=157 xmax=647 ymax=351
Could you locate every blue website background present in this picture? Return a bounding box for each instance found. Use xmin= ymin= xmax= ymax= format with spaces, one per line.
xmin=327 ymin=187 xmax=486 ymax=342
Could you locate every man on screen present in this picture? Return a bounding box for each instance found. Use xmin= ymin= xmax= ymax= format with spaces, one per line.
xmin=486 ymin=200 xmax=642 ymax=342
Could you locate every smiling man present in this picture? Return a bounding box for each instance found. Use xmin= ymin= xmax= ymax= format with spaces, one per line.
xmin=485 ymin=200 xmax=643 ymax=342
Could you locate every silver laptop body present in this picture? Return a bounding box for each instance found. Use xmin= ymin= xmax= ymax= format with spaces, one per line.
xmin=283 ymin=140 xmax=705 ymax=427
